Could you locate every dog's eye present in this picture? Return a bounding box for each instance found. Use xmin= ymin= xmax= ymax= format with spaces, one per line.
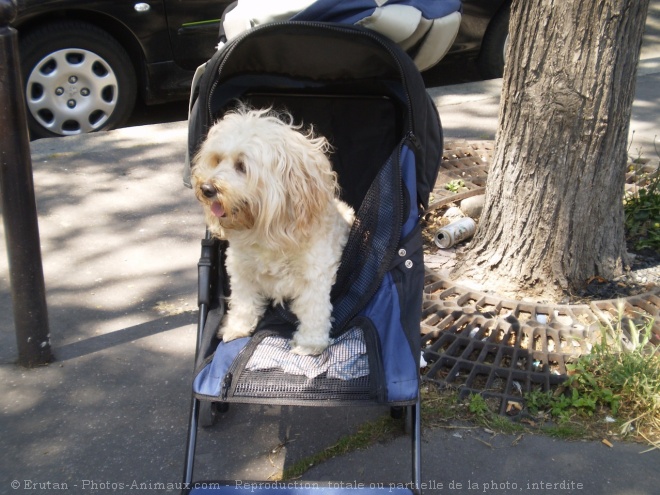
xmin=210 ymin=153 xmax=221 ymax=168
xmin=234 ymin=159 xmax=246 ymax=174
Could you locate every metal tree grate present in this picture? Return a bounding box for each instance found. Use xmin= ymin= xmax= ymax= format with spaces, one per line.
xmin=420 ymin=271 xmax=660 ymax=415
xmin=434 ymin=140 xmax=655 ymax=209
xmin=429 ymin=140 xmax=494 ymax=210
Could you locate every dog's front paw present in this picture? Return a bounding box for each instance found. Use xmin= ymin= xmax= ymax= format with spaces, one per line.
xmin=289 ymin=333 xmax=332 ymax=356
xmin=217 ymin=307 xmax=261 ymax=342
xmin=221 ymin=326 xmax=253 ymax=342
xmin=218 ymin=318 xmax=254 ymax=343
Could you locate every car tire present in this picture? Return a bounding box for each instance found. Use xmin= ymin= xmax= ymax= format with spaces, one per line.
xmin=20 ymin=21 xmax=137 ymax=139
xmin=477 ymin=6 xmax=510 ymax=80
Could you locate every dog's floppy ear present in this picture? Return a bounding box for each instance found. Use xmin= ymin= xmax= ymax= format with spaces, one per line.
xmin=280 ymin=130 xmax=338 ymax=240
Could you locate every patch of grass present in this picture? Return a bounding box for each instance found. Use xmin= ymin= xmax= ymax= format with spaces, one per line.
xmin=422 ymin=386 xmax=621 ymax=443
xmin=420 ymin=385 xmax=462 ymax=425
xmin=421 ymin=387 xmax=525 ymax=435
xmin=280 ymin=413 xmax=404 ymax=481
xmin=541 ymin=422 xmax=588 ymax=440
xmin=486 ymin=413 xmax=528 ymax=436
xmin=524 ymin=305 xmax=660 ymax=448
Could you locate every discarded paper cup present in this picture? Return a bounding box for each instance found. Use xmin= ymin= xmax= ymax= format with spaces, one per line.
xmin=434 ymin=217 xmax=476 ymax=249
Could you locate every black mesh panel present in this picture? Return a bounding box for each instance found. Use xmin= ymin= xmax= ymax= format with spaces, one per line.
xmin=330 ymin=150 xmax=402 ymax=335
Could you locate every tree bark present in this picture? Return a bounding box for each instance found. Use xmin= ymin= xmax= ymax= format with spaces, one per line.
xmin=452 ymin=0 xmax=651 ymax=302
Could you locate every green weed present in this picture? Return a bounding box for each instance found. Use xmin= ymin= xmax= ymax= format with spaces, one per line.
xmin=624 ymin=136 xmax=660 ymax=252
xmin=524 ymin=304 xmax=660 ymax=447
xmin=624 ymin=177 xmax=660 ymax=252
xmin=444 ymin=179 xmax=465 ymax=193
xmin=468 ymin=393 xmax=490 ymax=416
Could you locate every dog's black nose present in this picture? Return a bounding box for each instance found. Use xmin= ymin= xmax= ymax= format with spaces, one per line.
xmin=200 ymin=183 xmax=217 ymax=198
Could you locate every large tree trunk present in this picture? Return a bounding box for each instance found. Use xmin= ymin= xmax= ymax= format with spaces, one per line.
xmin=452 ymin=0 xmax=651 ymax=302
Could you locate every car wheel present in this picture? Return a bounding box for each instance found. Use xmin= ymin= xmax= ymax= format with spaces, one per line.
xmin=477 ymin=6 xmax=510 ymax=79
xmin=20 ymin=21 xmax=137 ymax=139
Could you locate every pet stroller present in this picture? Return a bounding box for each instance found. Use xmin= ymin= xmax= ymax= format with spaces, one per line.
xmin=182 ymin=4 xmax=451 ymax=492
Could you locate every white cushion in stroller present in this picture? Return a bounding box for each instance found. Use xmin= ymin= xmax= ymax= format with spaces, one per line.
xmin=221 ymin=0 xmax=462 ymax=71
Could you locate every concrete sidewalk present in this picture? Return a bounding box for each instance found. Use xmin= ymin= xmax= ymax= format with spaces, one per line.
xmin=2 ymin=10 xmax=660 ymax=495
xmin=429 ymin=57 xmax=660 ymax=157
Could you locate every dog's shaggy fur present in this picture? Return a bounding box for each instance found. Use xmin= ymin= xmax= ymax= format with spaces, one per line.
xmin=191 ymin=107 xmax=355 ymax=355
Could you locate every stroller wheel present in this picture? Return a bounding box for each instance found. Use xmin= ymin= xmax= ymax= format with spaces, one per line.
xmin=390 ymin=406 xmax=414 ymax=434
xmin=404 ymin=405 xmax=414 ymax=435
xmin=390 ymin=406 xmax=404 ymax=419
xmin=199 ymin=401 xmax=229 ymax=427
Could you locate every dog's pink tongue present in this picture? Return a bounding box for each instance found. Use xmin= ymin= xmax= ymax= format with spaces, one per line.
xmin=211 ymin=202 xmax=225 ymax=218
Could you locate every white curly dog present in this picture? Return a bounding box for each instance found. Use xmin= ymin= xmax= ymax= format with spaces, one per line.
xmin=192 ymin=107 xmax=355 ymax=355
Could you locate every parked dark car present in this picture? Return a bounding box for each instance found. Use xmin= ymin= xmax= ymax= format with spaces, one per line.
xmin=14 ymin=0 xmax=509 ymax=139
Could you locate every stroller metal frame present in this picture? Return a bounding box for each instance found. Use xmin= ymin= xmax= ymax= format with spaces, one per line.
xmin=180 ymin=19 xmax=444 ymax=494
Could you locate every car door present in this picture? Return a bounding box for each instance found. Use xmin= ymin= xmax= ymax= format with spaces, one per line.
xmin=163 ymin=0 xmax=233 ymax=70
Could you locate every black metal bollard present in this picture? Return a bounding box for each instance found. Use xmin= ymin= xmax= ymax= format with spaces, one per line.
xmin=0 ymin=0 xmax=53 ymax=366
